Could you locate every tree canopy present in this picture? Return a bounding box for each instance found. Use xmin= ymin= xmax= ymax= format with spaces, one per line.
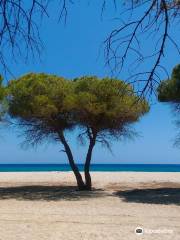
xmin=8 ymin=73 xmax=74 ymax=135
xmin=7 ymin=73 xmax=149 ymax=190
xmin=73 ymin=76 xmax=148 ymax=135
xmin=158 ymin=64 xmax=180 ymax=103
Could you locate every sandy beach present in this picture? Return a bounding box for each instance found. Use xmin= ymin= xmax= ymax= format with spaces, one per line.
xmin=0 ymin=172 xmax=180 ymax=239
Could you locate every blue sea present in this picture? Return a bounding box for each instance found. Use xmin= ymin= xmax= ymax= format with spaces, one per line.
xmin=0 ymin=164 xmax=180 ymax=172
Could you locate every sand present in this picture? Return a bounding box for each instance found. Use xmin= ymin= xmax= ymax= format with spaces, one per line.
xmin=0 ymin=172 xmax=180 ymax=240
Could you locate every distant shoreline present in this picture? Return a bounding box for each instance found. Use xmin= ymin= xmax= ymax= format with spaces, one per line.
xmin=0 ymin=163 xmax=180 ymax=172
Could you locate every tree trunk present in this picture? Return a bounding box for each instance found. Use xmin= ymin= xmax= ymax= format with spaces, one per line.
xmin=84 ymin=135 xmax=96 ymax=190
xmin=58 ymin=131 xmax=85 ymax=190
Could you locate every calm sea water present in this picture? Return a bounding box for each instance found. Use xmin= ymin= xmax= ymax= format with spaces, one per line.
xmin=0 ymin=164 xmax=180 ymax=172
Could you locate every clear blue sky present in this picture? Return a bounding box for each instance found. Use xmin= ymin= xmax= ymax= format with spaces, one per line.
xmin=0 ymin=1 xmax=180 ymax=164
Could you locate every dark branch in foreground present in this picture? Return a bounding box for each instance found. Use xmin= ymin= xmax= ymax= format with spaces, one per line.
xmin=1 ymin=0 xmax=179 ymax=97
xmin=104 ymin=0 xmax=180 ymax=97
xmin=0 ymin=0 xmax=49 ymax=75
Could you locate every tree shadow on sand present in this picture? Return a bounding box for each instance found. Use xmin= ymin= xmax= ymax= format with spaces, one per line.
xmin=0 ymin=185 xmax=108 ymax=201
xmin=114 ymin=188 xmax=180 ymax=205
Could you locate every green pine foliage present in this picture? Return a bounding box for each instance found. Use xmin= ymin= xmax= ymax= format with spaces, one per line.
xmin=158 ymin=64 xmax=180 ymax=103
xmin=7 ymin=73 xmax=149 ymax=145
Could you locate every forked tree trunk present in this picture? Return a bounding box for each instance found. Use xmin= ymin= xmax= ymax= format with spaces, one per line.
xmin=84 ymin=134 xmax=96 ymax=190
xmin=58 ymin=132 xmax=85 ymax=190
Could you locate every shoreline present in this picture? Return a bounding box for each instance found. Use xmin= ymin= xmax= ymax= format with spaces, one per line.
xmin=0 ymin=171 xmax=180 ymax=186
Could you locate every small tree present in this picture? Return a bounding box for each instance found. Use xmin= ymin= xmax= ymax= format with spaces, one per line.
xmin=158 ymin=64 xmax=180 ymax=145
xmin=7 ymin=73 xmax=149 ymax=190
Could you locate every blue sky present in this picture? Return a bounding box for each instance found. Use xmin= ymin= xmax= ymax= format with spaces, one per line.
xmin=0 ymin=1 xmax=180 ymax=164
